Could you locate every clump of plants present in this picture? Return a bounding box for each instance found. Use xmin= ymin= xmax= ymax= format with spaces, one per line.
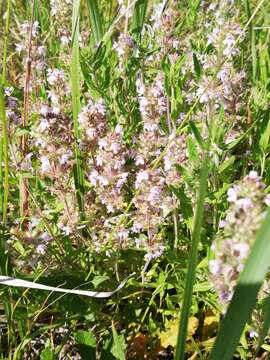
xmin=1 ymin=0 xmax=270 ymax=359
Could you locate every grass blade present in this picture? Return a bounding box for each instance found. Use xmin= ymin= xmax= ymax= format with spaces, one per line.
xmin=209 ymin=208 xmax=270 ymax=360
xmin=71 ymin=0 xmax=85 ymax=223
xmin=254 ymin=295 xmax=270 ymax=358
xmin=86 ymin=0 xmax=103 ymax=45
xmin=20 ymin=0 xmax=38 ymax=224
xmin=0 ymin=0 xmax=11 ymax=228
xmin=0 ymin=2 xmax=14 ymax=353
xmin=132 ymin=0 xmax=148 ymax=42
xmin=0 ymin=90 xmax=9 ymax=228
xmin=175 ymin=155 xmax=209 ymax=360
xmin=244 ymin=0 xmax=257 ymax=83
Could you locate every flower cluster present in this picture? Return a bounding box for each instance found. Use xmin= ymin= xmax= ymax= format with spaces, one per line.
xmin=5 ymin=87 xmax=20 ymax=125
xmin=164 ymin=132 xmax=187 ymax=186
xmin=113 ymin=34 xmax=135 ymax=72
xmin=78 ymin=98 xmax=107 ymax=151
xmin=196 ymin=1 xmax=246 ymax=115
xmin=133 ymin=168 xmax=172 ymax=236
xmin=177 ymin=0 xmax=247 ymax=162
xmin=91 ymin=214 xmax=131 ymax=251
xmin=134 ymin=73 xmax=168 ymax=225
xmin=75 ymin=72 xmax=187 ymax=256
xmin=131 ymin=75 xmax=187 ymax=255
xmin=209 ymin=171 xmax=270 ymax=308
xmin=46 ymin=68 xmax=70 ymax=113
xmin=136 ymin=74 xmax=167 ymax=133
xmin=31 ymin=67 xmax=78 ymax=235
xmin=50 ymin=0 xmax=72 ymax=46
xmin=117 ymin=0 xmax=133 ymax=19
xmin=149 ymin=1 xmax=180 ymax=63
xmin=89 ymin=125 xmax=129 ymax=213
xmin=9 ymin=0 xmax=250 ymax=270
xmin=16 ymin=21 xmax=46 ymax=92
xmin=9 ymin=226 xmax=53 ymax=272
xmin=34 ymin=73 xmax=74 ymax=181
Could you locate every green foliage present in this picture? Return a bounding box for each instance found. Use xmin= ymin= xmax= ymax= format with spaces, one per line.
xmin=209 ymin=209 xmax=270 ymax=360
xmin=111 ymin=322 xmax=127 ymax=360
xmin=87 ymin=0 xmax=103 ymax=45
xmin=175 ymin=153 xmax=209 ymax=360
xmin=71 ymin=0 xmax=85 ymax=223
xmin=74 ymin=330 xmax=96 ymax=359
xmin=1 ymin=0 xmax=270 ymax=359
xmin=40 ymin=340 xmax=55 ymax=360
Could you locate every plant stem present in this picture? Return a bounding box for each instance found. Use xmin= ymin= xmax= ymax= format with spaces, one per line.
xmin=175 ymin=155 xmax=209 ymax=360
xmin=0 ymin=0 xmax=11 ymax=228
xmin=20 ymin=0 xmax=35 ymax=225
xmin=71 ymin=0 xmax=86 ymax=226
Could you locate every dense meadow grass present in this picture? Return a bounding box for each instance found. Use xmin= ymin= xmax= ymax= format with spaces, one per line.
xmin=1 ymin=0 xmax=270 ymax=358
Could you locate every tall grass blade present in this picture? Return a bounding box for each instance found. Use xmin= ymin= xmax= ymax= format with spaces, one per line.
xmin=244 ymin=0 xmax=257 ymax=82
xmin=71 ymin=0 xmax=85 ymax=223
xmin=0 ymin=1 xmax=14 ymax=353
xmin=132 ymin=0 xmax=148 ymax=42
xmin=175 ymin=156 xmax=209 ymax=360
xmin=20 ymin=0 xmax=37 ymax=224
xmin=86 ymin=0 xmax=103 ymax=45
xmin=0 ymin=0 xmax=11 ymax=228
xmin=254 ymin=295 xmax=270 ymax=358
xmin=209 ymin=208 xmax=270 ymax=360
xmin=33 ymin=0 xmax=40 ymax=26
xmin=0 ymin=90 xmax=8 ymax=229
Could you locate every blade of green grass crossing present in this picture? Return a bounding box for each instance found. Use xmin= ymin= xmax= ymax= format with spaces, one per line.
xmin=0 ymin=0 xmax=11 ymax=228
xmin=208 ymin=208 xmax=270 ymax=360
xmin=174 ymin=155 xmax=209 ymax=360
xmin=0 ymin=90 xmax=8 ymax=228
xmin=0 ymin=1 xmax=15 ymax=353
xmin=33 ymin=0 xmax=40 ymax=26
xmin=243 ymin=0 xmax=257 ymax=82
xmin=132 ymin=0 xmax=148 ymax=42
xmin=71 ymin=0 xmax=85 ymax=223
xmin=86 ymin=0 xmax=103 ymax=45
xmin=0 ymin=136 xmax=2 ymax=220
xmin=254 ymin=295 xmax=270 ymax=358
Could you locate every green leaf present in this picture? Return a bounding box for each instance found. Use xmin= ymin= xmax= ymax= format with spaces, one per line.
xmin=101 ymin=338 xmax=116 ymax=360
xmin=259 ymin=116 xmax=270 ymax=153
xmin=209 ymin=208 xmax=270 ymax=360
xmin=175 ymin=154 xmax=209 ymax=360
xmin=14 ymin=125 xmax=32 ymax=137
xmin=111 ymin=322 xmax=126 ymax=360
xmin=187 ymin=136 xmax=200 ymax=164
xmin=74 ymin=330 xmax=96 ymax=347
xmin=192 ymin=53 xmax=201 ymax=79
xmin=75 ymin=330 xmax=96 ymax=360
xmin=91 ymin=275 xmax=110 ymax=288
xmin=132 ymin=0 xmax=148 ymax=42
xmin=40 ymin=340 xmax=55 ymax=360
xmin=189 ymin=122 xmax=205 ymax=149
xmin=261 ymin=344 xmax=270 ymax=352
xmin=218 ymin=156 xmax=236 ymax=174
xmin=193 ymin=282 xmax=211 ymax=292
xmin=254 ymin=295 xmax=270 ymax=357
xmin=174 ymin=186 xmax=193 ymax=229
xmin=226 ymin=119 xmax=258 ymax=150
xmin=13 ymin=241 xmax=26 ymax=256
xmin=71 ymin=0 xmax=85 ymax=223
xmin=86 ymin=0 xmax=103 ymax=45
